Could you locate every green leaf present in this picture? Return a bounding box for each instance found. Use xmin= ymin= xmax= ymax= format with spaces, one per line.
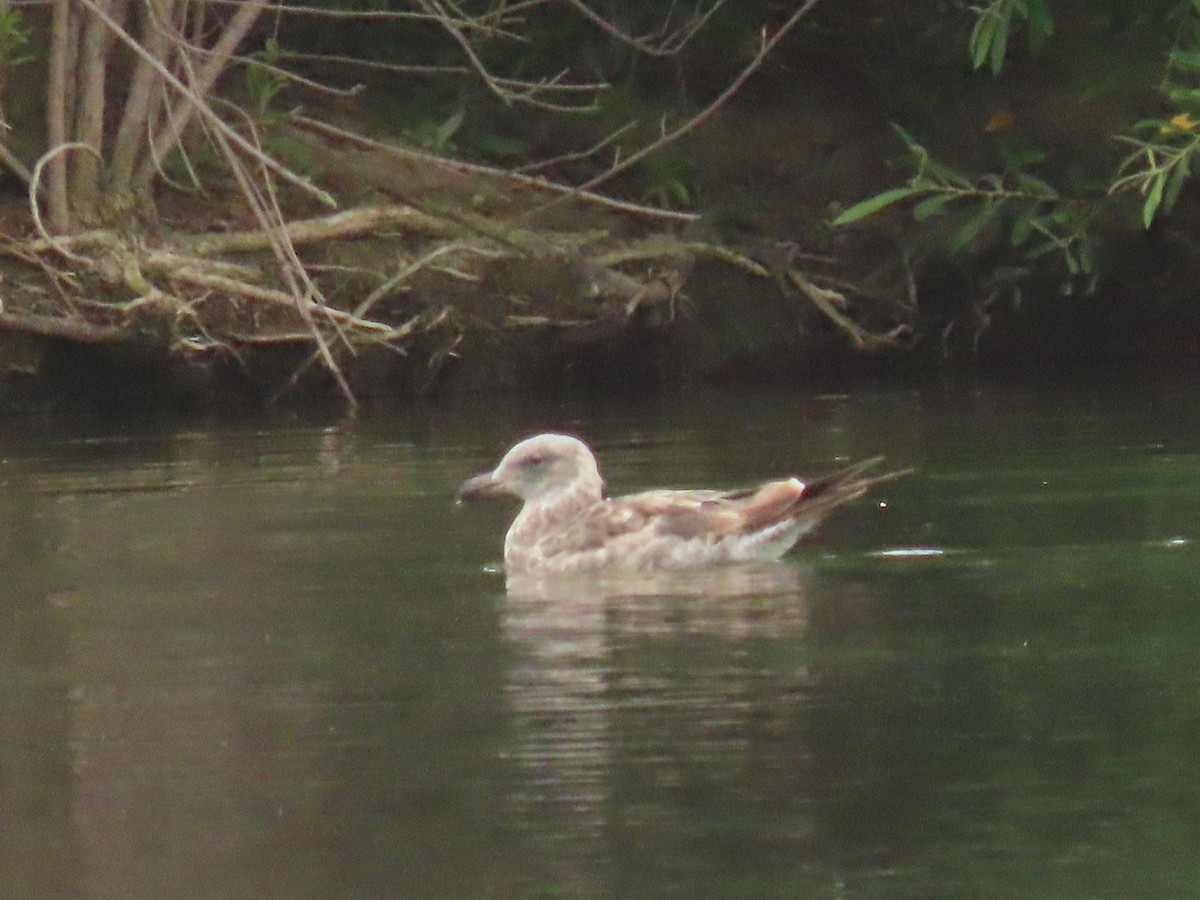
xmin=1166 ymin=87 xmax=1200 ymax=109
xmin=1169 ymin=49 xmax=1200 ymax=72
xmin=1163 ymin=158 xmax=1191 ymax=212
xmin=1013 ymin=172 xmax=1058 ymax=197
xmin=436 ymin=108 xmax=465 ymax=146
xmin=1048 ymin=206 xmax=1081 ymax=228
xmin=913 ymin=193 xmax=955 ymax=220
xmin=1128 ymin=118 xmax=1168 ymax=133
xmin=832 ymin=187 xmax=923 ymax=226
xmin=1027 ymin=239 xmax=1064 ymax=260
xmin=1027 ymin=0 xmax=1054 ymax=48
xmin=989 ymin=8 xmax=1011 ymax=75
xmin=474 ymin=134 xmax=531 ymax=158
xmin=1010 ymin=204 xmax=1040 ymax=246
xmin=1003 ymin=148 xmax=1049 ymax=169
xmin=949 ymin=203 xmax=998 ymax=252
xmin=891 ymin=123 xmax=922 ymax=150
xmin=971 ymin=15 xmax=996 ymax=71
xmin=1143 ymin=176 xmax=1165 ymax=229
xmin=1076 ymin=241 xmax=1094 ymax=275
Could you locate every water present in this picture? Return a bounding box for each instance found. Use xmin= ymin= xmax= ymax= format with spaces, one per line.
xmin=2 ymin=374 xmax=1199 ymax=898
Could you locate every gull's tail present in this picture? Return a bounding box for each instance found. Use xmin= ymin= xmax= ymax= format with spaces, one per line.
xmin=733 ymin=457 xmax=913 ymax=535
xmin=793 ymin=456 xmax=914 ymax=520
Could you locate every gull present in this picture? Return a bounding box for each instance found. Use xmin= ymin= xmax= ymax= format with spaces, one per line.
xmin=458 ymin=433 xmax=910 ymax=573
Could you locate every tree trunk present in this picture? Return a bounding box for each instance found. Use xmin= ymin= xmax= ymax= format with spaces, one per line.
xmin=108 ymin=0 xmax=183 ymax=203
xmin=46 ymin=0 xmax=72 ymax=232
xmin=70 ymin=0 xmax=124 ymax=223
xmin=133 ymin=0 xmax=268 ymax=194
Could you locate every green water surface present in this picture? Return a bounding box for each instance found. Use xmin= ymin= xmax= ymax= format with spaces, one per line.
xmin=1 ymin=374 xmax=1198 ymax=898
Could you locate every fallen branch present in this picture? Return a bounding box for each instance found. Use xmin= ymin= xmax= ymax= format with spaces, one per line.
xmin=288 ymin=114 xmax=699 ymax=225
xmin=180 ymin=204 xmax=465 ymax=256
xmin=787 ymin=269 xmax=907 ymax=350
xmin=0 ymin=308 xmax=126 ymax=344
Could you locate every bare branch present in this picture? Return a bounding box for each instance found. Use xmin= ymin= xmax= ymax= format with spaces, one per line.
xmin=70 ymin=0 xmax=335 ymax=207
xmin=0 ymin=308 xmax=126 ymax=343
xmin=198 ymin=0 xmax=524 ymax=33
xmin=787 ymin=268 xmax=906 ymax=350
xmin=30 ymin=143 xmax=103 ymax=263
xmin=415 ymin=0 xmax=606 ymax=112
xmin=237 ymin=56 xmax=366 ymax=99
xmin=289 ymin=113 xmax=699 ymax=225
xmin=0 ymin=136 xmax=33 ymax=186
xmin=538 ymin=0 xmax=826 ymax=209
xmin=561 ymin=0 xmax=729 ymax=57
xmin=181 ymin=204 xmax=464 ymax=256
xmin=274 ymin=50 xmax=469 ymax=78
xmin=514 ymin=121 xmax=636 ymax=175
xmin=134 ymin=0 xmax=269 ymax=191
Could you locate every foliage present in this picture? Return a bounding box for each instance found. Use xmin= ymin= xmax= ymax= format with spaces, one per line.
xmin=245 ymin=38 xmax=288 ymax=116
xmin=0 ymin=7 xmax=33 ymax=69
xmin=968 ymin=0 xmax=1055 ymax=75
xmin=639 ymin=150 xmax=695 ymax=209
xmin=403 ymin=108 xmax=464 ymax=156
xmin=1111 ymin=117 xmax=1200 ymax=229
xmin=833 ymin=126 xmax=1097 ymax=295
xmin=1109 ymin=0 xmax=1200 ymax=228
xmin=834 ymin=0 xmax=1200 ymax=326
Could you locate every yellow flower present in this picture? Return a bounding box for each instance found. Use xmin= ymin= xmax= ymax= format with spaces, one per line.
xmin=983 ymin=110 xmax=1015 ymax=133
xmin=1161 ymin=112 xmax=1200 ymax=134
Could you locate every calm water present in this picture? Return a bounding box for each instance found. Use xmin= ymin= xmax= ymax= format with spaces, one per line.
xmin=2 ymin=374 xmax=1199 ymax=899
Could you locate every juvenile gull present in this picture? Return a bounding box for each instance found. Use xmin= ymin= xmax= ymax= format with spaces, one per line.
xmin=458 ymin=433 xmax=910 ymax=573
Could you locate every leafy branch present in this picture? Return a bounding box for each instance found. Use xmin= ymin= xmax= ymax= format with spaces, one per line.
xmin=968 ymin=0 xmax=1055 ymax=76
xmin=833 ymin=125 xmax=1097 ymax=292
xmin=1110 ymin=123 xmax=1200 ymax=229
xmin=1110 ymin=2 xmax=1200 ymax=229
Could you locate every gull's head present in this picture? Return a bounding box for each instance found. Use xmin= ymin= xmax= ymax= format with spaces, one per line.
xmin=457 ymin=433 xmax=603 ymax=505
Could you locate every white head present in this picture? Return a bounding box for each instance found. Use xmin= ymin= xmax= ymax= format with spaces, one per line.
xmin=458 ymin=433 xmax=604 ymax=505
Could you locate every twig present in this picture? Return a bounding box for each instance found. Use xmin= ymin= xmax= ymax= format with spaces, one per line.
xmin=536 ymin=0 xmax=825 ymax=211
xmin=71 ymin=0 xmax=335 ymax=207
xmin=514 ymin=121 xmax=636 ymax=175
xmin=0 ymin=137 xmax=33 ymax=186
xmin=416 ymin=0 xmax=607 ymax=112
xmin=289 ymin=113 xmax=699 ymax=224
xmin=562 ymin=0 xmax=728 ymax=57
xmin=168 ymin=268 xmax=386 ymax=333
xmin=200 ymin=0 xmax=523 ymax=32
xmin=354 ymin=243 xmax=480 ymax=318
xmin=235 ymin=55 xmax=367 ymax=99
xmin=591 ymin=238 xmax=770 ymax=279
xmin=276 ymin=51 xmax=469 ymax=78
xmin=29 ymin=143 xmax=103 ymax=264
xmin=787 ymin=268 xmax=905 ymax=350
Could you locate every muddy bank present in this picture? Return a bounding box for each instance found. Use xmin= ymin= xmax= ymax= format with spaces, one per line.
xmin=4 ymin=1 xmax=1199 ymax=413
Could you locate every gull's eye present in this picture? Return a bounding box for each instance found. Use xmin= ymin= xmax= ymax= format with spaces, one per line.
xmin=524 ymin=454 xmax=547 ymax=467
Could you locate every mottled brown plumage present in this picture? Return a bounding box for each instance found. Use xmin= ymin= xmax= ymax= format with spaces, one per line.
xmin=458 ymin=434 xmax=909 ymax=573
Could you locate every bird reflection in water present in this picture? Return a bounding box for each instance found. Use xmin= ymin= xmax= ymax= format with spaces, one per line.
xmin=498 ymin=562 xmax=815 ymax=895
